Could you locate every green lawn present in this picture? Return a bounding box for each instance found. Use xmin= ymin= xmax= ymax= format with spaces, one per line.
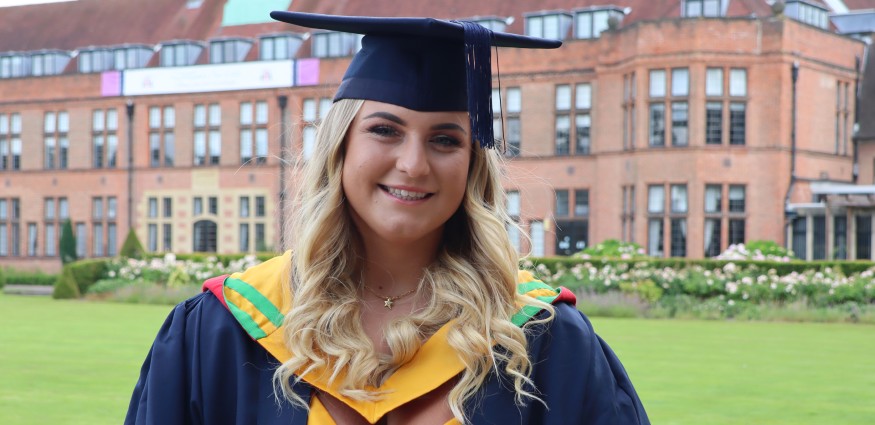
xmin=1 ymin=294 xmax=873 ymax=424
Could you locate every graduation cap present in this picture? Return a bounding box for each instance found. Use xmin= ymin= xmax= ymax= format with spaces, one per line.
xmin=270 ymin=11 xmax=561 ymax=149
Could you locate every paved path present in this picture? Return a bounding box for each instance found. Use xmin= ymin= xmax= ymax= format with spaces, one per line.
xmin=2 ymin=285 xmax=53 ymax=296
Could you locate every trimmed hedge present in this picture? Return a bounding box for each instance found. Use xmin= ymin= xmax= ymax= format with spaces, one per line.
xmin=53 ymin=259 xmax=110 ymax=299
xmin=0 ymin=267 xmax=59 ymax=288
xmin=527 ymin=256 xmax=875 ymax=277
xmin=142 ymin=252 xmax=278 ymax=265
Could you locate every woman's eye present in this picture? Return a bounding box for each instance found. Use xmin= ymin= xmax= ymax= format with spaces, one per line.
xmin=432 ymin=135 xmax=462 ymax=148
xmin=367 ymin=125 xmax=399 ymax=137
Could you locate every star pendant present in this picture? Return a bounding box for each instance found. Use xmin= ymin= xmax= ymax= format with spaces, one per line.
xmin=384 ymin=298 xmax=394 ymax=309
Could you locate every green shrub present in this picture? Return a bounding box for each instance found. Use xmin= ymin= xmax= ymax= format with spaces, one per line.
xmin=119 ymin=229 xmax=145 ymax=259
xmin=1 ymin=269 xmax=58 ymax=286
xmin=745 ymin=240 xmax=796 ymax=259
xmin=581 ymin=239 xmax=647 ymax=259
xmin=142 ymin=251 xmax=277 ymax=265
xmin=52 ymin=259 xmax=110 ymax=299
xmin=59 ymin=219 xmax=77 ymax=265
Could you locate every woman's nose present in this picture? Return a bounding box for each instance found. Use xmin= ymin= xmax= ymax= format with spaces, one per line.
xmin=395 ymin=138 xmax=430 ymax=177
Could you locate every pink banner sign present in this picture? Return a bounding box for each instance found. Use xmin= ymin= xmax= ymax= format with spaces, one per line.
xmin=101 ymin=71 xmax=122 ymax=97
xmin=296 ymin=58 xmax=319 ymax=86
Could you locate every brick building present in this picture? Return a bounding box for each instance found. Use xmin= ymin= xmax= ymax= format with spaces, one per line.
xmin=0 ymin=0 xmax=872 ymax=272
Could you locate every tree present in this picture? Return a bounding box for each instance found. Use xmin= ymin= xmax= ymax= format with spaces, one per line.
xmin=59 ymin=219 xmax=77 ymax=265
xmin=119 ymin=229 xmax=145 ymax=259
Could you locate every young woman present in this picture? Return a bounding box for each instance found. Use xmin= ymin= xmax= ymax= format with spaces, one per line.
xmin=125 ymin=12 xmax=650 ymax=425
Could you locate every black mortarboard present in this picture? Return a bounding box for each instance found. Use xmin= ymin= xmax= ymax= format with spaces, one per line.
xmin=270 ymin=11 xmax=561 ymax=149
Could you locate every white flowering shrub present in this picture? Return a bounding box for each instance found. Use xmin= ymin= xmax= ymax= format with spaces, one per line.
xmin=98 ymin=253 xmax=262 ymax=291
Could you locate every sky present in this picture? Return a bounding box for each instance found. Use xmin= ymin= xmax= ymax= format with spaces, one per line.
xmin=0 ymin=0 xmax=76 ymax=7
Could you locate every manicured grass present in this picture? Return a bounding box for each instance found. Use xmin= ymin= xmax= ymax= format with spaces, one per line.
xmin=1 ymin=294 xmax=873 ymax=424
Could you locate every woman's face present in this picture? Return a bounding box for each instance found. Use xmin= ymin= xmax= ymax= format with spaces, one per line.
xmin=342 ymin=100 xmax=472 ymax=248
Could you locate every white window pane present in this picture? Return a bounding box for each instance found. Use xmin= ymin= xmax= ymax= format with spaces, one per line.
xmin=303 ymin=126 xmax=316 ymax=160
xmin=240 ymin=102 xmax=253 ymax=125
xmin=255 ymin=129 xmax=268 ymax=156
xmin=208 ymin=104 xmax=221 ymax=126
xmin=57 ymin=112 xmax=68 ymax=133
xmin=527 ymin=16 xmax=543 ymax=37
xmin=164 ymin=107 xmax=175 ymax=128
xmin=194 ymin=105 xmax=206 ymax=127
xmin=209 ymin=131 xmax=221 ymax=155
xmin=11 ymin=114 xmax=21 ymax=133
xmin=576 ymin=84 xmax=592 ymax=109
xmin=555 ymin=85 xmax=571 ymax=110
xmin=671 ymin=185 xmax=688 ymax=213
xmin=649 ymin=70 xmax=666 ymax=97
xmin=319 ymin=98 xmax=332 ymax=119
xmin=45 ymin=112 xmax=56 ymax=133
xmin=507 ymin=88 xmax=521 ymax=113
xmin=0 ymin=114 xmax=7 ymax=133
xmin=544 ymin=15 xmax=559 ymax=39
xmin=255 ymin=101 xmax=268 ymax=124
xmin=240 ymin=130 xmax=253 ymax=159
xmin=93 ymin=110 xmax=104 ymax=131
xmin=672 ymin=68 xmax=689 ymax=96
xmin=730 ymin=69 xmax=747 ymax=97
xmin=149 ymin=107 xmax=161 ymax=128
xmin=593 ymin=11 xmax=609 ymax=37
xmin=303 ymin=99 xmax=317 ymax=122
xmin=491 ymin=89 xmax=501 ymax=113
xmin=705 ymin=186 xmax=721 ymax=212
xmin=107 ymin=109 xmax=118 ymax=130
xmin=577 ymin=12 xmax=592 ymax=39
xmin=530 ymin=221 xmax=545 ymax=257
xmin=648 ymin=185 xmax=665 ymax=213
xmin=706 ymin=68 xmax=723 ymax=96
xmin=506 ymin=191 xmax=521 ymax=216
xmin=507 ymin=224 xmax=520 ymax=253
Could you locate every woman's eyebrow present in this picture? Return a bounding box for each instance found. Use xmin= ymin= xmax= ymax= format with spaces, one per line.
xmin=431 ymin=123 xmax=467 ymax=134
xmin=362 ymin=111 xmax=405 ymax=125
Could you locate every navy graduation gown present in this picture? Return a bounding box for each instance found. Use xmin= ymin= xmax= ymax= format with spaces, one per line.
xmin=125 ymin=291 xmax=650 ymax=424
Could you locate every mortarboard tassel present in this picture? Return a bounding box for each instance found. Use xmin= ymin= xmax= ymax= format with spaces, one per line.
xmin=458 ymin=21 xmax=495 ymax=149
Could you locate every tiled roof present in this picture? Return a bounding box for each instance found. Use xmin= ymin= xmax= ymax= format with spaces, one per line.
xmin=0 ymin=0 xmax=783 ymax=54
xmin=0 ymin=0 xmax=224 ymax=52
xmin=841 ymin=0 xmax=875 ymax=11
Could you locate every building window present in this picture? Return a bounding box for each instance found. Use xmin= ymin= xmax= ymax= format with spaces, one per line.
xmin=208 ymin=197 xmax=218 ymax=215
xmin=0 ymin=197 xmax=20 ymax=257
xmin=650 ymin=68 xmax=689 ymax=147
xmin=75 ymin=222 xmax=86 ymax=258
xmin=704 ymin=184 xmax=722 ymax=257
xmin=90 ymin=196 xmax=116 ymax=256
xmin=505 ymin=87 xmax=522 ymax=157
xmin=27 ymin=222 xmax=38 ymax=257
xmin=555 ymin=83 xmax=592 ymax=156
xmin=193 ymin=220 xmax=218 ymax=252
xmin=92 ymin=109 xmax=119 ymax=168
xmin=791 ymin=217 xmax=807 ymax=260
xmin=506 ymin=190 xmax=521 ymax=253
xmin=574 ymin=7 xmax=623 ymax=39
xmin=683 ymin=0 xmax=723 ymax=17
xmin=555 ymin=189 xmax=589 ymax=255
xmin=148 ymin=223 xmax=158 ymax=252
xmin=149 ymin=106 xmax=175 ymax=167
xmin=784 ymin=1 xmax=829 ymax=29
xmin=622 ymin=185 xmax=635 ymax=243
xmin=623 ymin=72 xmax=636 ymax=150
xmin=31 ymin=51 xmax=71 ymax=77
xmin=1 ymin=113 xmax=23 ymax=171
xmin=78 ymin=48 xmax=114 ymax=73
xmin=193 ymin=197 xmax=203 ymax=216
xmin=525 ymin=13 xmax=572 ymax=40
xmin=239 ymin=195 xmax=268 ymax=253
xmin=647 ymin=185 xmax=665 ymax=257
xmin=530 ymin=220 xmax=545 ymax=257
xmin=111 ymin=46 xmax=153 ymax=70
xmin=311 ymin=31 xmax=362 ymax=58
xmin=834 ymin=216 xmax=848 ymax=260
xmin=835 ymin=81 xmax=851 ymax=156
xmin=855 ymin=215 xmax=872 ymax=260
xmin=302 ymin=97 xmax=331 ymax=160
xmin=240 ymin=101 xmax=269 ymax=165
xmin=194 ymin=103 xmax=221 ymax=166
xmin=260 ymin=34 xmax=304 ymax=60
xmin=42 ymin=197 xmax=68 ymax=257
xmin=669 ymin=185 xmax=688 ymax=257
xmin=0 ymin=54 xmax=29 ymax=78
xmin=145 ymin=195 xmax=172 ymax=253
xmin=812 ymin=216 xmax=826 ymax=260
xmin=209 ymin=38 xmax=253 ymax=64
xmin=706 ymin=67 xmax=747 ymax=145
xmin=43 ymin=111 xmax=70 ymax=169
xmin=160 ymin=42 xmax=203 ymax=67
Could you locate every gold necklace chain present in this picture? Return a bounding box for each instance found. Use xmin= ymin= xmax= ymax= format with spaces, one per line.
xmin=362 ymin=284 xmax=417 ymax=310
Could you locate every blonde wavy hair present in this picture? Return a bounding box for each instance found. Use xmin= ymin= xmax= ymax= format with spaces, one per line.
xmin=274 ymin=98 xmax=554 ymax=423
